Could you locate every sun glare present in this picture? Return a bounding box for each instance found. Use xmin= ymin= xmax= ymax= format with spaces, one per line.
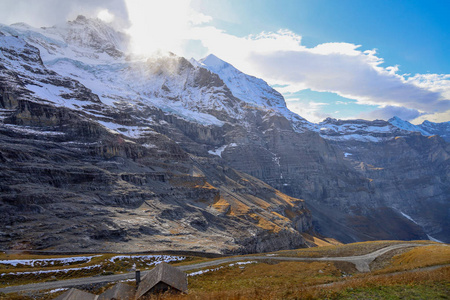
xmin=97 ymin=9 xmax=115 ymax=23
xmin=125 ymin=0 xmax=196 ymax=56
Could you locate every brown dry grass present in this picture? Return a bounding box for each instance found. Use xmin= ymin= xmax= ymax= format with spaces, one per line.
xmin=142 ymin=264 xmax=449 ymax=300
xmin=148 ymin=243 xmax=449 ymax=299
xmin=301 ymin=233 xmax=343 ymax=247
xmin=373 ymin=244 xmax=450 ymax=274
xmin=0 ymin=254 xmax=195 ymax=288
xmin=271 ymin=240 xmax=436 ymax=258
xmin=1 ymin=241 xmax=448 ymax=299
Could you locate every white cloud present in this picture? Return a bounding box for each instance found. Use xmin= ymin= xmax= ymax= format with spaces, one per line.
xmin=1 ymin=0 xmax=448 ymax=122
xmin=309 ymin=42 xmax=362 ymax=56
xmin=403 ymin=74 xmax=450 ymax=123
xmin=406 ymin=74 xmax=450 ymax=100
xmin=249 ymin=50 xmax=450 ymax=114
xmin=97 ymin=9 xmax=115 ymax=23
xmin=411 ymin=110 xmax=450 ymax=124
xmin=0 ymin=0 xmax=129 ymax=28
xmin=285 ymin=98 xmax=330 ymax=123
xmin=358 ymin=106 xmax=423 ymax=122
xmin=125 ymin=0 xmax=211 ymax=56
xmin=171 ymin=7 xmax=450 ymax=122
xmin=161 ymin=15 xmax=447 ymax=122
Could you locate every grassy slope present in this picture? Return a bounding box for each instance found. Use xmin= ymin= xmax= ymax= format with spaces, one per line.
xmin=0 ymin=253 xmax=199 ymax=288
xmin=270 ymin=240 xmax=437 ymax=258
xmin=1 ymin=241 xmax=449 ymax=299
xmin=157 ymin=242 xmax=450 ymax=299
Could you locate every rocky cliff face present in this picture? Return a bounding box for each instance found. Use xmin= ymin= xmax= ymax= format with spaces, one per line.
xmin=0 ymin=16 xmax=448 ymax=254
xmin=0 ymin=20 xmax=312 ymax=254
xmin=0 ymin=84 xmax=313 ymax=254
xmin=315 ymin=118 xmax=449 ymax=242
xmin=216 ymin=115 xmax=449 ymax=243
xmin=199 ymin=55 xmax=449 ymax=243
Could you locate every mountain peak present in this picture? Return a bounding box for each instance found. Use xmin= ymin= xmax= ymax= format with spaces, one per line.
xmin=62 ymin=15 xmax=128 ymax=55
xmin=196 ymin=53 xmax=310 ymax=127
xmin=75 ymin=15 xmax=88 ymax=22
xmin=200 ymin=54 xmax=229 ymax=69
xmin=388 ymin=116 xmax=415 ymax=127
xmin=388 ymin=116 xmax=403 ymax=122
xmin=387 ymin=116 xmax=448 ymax=139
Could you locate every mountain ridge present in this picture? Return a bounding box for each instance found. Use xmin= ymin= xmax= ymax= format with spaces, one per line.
xmin=388 ymin=116 xmax=450 ymax=142
xmin=0 ymin=16 xmax=448 ymax=253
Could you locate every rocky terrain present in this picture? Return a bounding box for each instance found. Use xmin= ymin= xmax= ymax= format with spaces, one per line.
xmin=314 ymin=118 xmax=449 ymax=242
xmin=0 ymin=17 xmax=313 ymax=254
xmin=198 ymin=55 xmax=449 ymax=243
xmin=389 ymin=116 xmax=450 ymax=142
xmin=0 ymin=16 xmax=448 ymax=254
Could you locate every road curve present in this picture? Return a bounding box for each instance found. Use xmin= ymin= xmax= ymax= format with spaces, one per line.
xmin=0 ymin=243 xmax=432 ymax=294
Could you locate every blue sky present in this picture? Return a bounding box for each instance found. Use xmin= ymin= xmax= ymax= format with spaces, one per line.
xmin=190 ymin=0 xmax=450 ymax=123
xmin=194 ymin=0 xmax=450 ymax=74
xmin=1 ymin=0 xmax=449 ymax=123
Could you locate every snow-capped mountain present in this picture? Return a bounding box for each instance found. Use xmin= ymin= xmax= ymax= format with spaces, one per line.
xmin=0 ymin=16 xmax=448 ymax=252
xmin=316 ymin=117 xmax=411 ymax=142
xmin=2 ymin=15 xmax=315 ymax=136
xmin=2 ymin=15 xmax=128 ymax=64
xmin=389 ymin=116 xmax=450 ymax=142
xmin=197 ymin=54 xmax=314 ymax=131
xmin=312 ymin=116 xmax=450 ymax=143
xmin=0 ymin=17 xmax=316 ymax=253
xmin=199 ymin=54 xmax=287 ymax=111
xmin=3 ymin=16 xmax=446 ymax=141
xmin=1 ymin=17 xmax=248 ymax=131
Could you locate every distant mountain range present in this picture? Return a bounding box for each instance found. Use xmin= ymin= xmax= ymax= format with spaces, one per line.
xmin=0 ymin=16 xmax=448 ymax=253
xmin=388 ymin=116 xmax=450 ymax=142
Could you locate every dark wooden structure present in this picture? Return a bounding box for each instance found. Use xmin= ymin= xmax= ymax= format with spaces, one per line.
xmin=135 ymin=262 xmax=188 ymax=299
xmin=52 ymin=263 xmax=187 ymax=299
xmin=53 ymin=288 xmax=98 ymax=300
xmin=98 ymin=282 xmax=135 ymax=300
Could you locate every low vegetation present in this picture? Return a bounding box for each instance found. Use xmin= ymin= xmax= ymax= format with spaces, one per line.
xmin=153 ymin=262 xmax=450 ymax=299
xmin=271 ymin=240 xmax=436 ymax=258
xmin=373 ymin=244 xmax=450 ymax=274
xmin=0 ymin=241 xmax=448 ymax=299
xmin=154 ymin=241 xmax=449 ymax=299
xmin=0 ymin=253 xmax=193 ymax=288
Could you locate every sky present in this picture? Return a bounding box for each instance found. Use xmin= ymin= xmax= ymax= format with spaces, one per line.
xmin=0 ymin=0 xmax=449 ymax=124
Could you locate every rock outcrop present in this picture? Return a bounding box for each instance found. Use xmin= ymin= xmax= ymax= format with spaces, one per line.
xmin=0 ymin=16 xmax=448 ymax=254
xmin=0 ymin=96 xmax=312 ymax=253
xmin=0 ymin=24 xmax=313 ymax=253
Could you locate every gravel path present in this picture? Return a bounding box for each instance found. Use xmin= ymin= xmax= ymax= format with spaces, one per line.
xmin=0 ymin=243 xmax=434 ymax=294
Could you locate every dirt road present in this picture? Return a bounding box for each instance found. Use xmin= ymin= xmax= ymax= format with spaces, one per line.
xmin=0 ymin=243 xmax=433 ymax=294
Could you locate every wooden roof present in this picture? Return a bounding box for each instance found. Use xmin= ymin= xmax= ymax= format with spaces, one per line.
xmin=97 ymin=282 xmax=135 ymax=300
xmin=136 ymin=262 xmax=188 ymax=298
xmin=53 ymin=288 xmax=98 ymax=300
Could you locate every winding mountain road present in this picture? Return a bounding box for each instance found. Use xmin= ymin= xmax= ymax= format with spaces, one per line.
xmin=0 ymin=243 xmax=433 ymax=294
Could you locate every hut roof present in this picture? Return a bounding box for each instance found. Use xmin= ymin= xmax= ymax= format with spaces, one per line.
xmin=136 ymin=262 xmax=187 ymax=298
xmin=53 ymin=288 xmax=98 ymax=300
xmin=98 ymin=282 xmax=135 ymax=300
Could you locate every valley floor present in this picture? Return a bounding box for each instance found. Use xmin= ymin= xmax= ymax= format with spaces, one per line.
xmin=0 ymin=241 xmax=448 ymax=299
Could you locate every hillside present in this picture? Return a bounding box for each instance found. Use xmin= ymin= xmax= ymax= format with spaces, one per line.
xmin=0 ymin=241 xmax=448 ymax=299
xmin=0 ymin=16 xmax=449 ymax=255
